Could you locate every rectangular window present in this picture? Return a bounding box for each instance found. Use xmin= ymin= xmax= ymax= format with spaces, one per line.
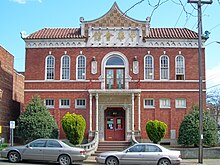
xmin=160 ymin=99 xmax=170 ymax=108
xmin=75 ymin=99 xmax=86 ymax=109
xmin=144 ymin=99 xmax=155 ymax=108
xmin=175 ymin=98 xmax=186 ymax=108
xmin=45 ymin=99 xmax=54 ymax=108
xmin=59 ymin=99 xmax=70 ymax=108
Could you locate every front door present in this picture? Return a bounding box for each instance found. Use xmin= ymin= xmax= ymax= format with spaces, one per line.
xmin=105 ymin=108 xmax=125 ymax=141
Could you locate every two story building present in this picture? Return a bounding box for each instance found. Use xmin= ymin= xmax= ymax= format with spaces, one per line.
xmin=23 ymin=3 xmax=206 ymax=144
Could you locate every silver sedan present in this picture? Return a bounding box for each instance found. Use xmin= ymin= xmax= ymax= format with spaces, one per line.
xmin=96 ymin=143 xmax=181 ymax=165
xmin=0 ymin=139 xmax=88 ymax=165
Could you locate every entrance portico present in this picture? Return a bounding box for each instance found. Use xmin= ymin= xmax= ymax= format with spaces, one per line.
xmin=89 ymin=89 xmax=141 ymax=141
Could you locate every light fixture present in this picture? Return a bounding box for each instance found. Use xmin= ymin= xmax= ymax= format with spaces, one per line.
xmin=133 ymin=56 xmax=139 ymax=74
xmin=91 ymin=56 xmax=97 ymax=74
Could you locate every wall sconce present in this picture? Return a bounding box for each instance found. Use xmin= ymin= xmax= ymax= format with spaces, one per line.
xmin=0 ymin=89 xmax=3 ymax=101
xmin=91 ymin=56 xmax=97 ymax=74
xmin=133 ymin=56 xmax=139 ymax=74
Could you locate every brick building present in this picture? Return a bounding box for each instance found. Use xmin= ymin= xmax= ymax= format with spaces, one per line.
xmin=0 ymin=45 xmax=24 ymax=141
xmin=23 ymin=3 xmax=206 ymax=144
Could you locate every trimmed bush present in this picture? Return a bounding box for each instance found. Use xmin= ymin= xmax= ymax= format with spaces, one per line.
xmin=178 ymin=105 xmax=218 ymax=146
xmin=62 ymin=112 xmax=86 ymax=145
xmin=146 ymin=120 xmax=167 ymax=144
xmin=17 ymin=96 xmax=58 ymax=143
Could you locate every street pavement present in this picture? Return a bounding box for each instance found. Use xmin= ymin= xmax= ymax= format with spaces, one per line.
xmin=0 ymin=156 xmax=220 ymax=164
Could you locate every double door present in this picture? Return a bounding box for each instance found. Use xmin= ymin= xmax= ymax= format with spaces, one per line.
xmin=105 ymin=109 xmax=125 ymax=141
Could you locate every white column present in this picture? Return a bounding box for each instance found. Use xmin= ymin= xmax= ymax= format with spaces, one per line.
xmin=132 ymin=93 xmax=134 ymax=131
xmin=138 ymin=93 xmax=141 ymax=131
xmin=89 ymin=94 xmax=93 ymax=131
xmin=96 ymin=93 xmax=99 ymax=131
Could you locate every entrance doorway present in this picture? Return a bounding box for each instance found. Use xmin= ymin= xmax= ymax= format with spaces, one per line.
xmin=105 ymin=108 xmax=125 ymax=141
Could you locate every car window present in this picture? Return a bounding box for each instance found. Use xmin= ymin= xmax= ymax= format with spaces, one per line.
xmin=145 ymin=145 xmax=162 ymax=152
xmin=128 ymin=145 xmax=145 ymax=152
xmin=46 ymin=140 xmax=62 ymax=148
xmin=29 ymin=140 xmax=46 ymax=147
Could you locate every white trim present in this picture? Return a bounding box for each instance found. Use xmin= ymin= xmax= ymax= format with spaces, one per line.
xmin=24 ymin=89 xmax=206 ymax=92
xmin=25 ymin=80 xmax=90 ymax=82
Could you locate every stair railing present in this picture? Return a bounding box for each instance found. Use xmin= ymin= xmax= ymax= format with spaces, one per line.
xmin=77 ymin=131 xmax=99 ymax=155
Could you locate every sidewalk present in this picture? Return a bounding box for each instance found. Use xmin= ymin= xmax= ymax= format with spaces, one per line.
xmin=83 ymin=156 xmax=220 ymax=165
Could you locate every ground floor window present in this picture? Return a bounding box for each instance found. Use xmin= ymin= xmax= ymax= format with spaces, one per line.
xmin=59 ymin=99 xmax=70 ymax=108
xmin=144 ymin=98 xmax=155 ymax=108
xmin=175 ymin=98 xmax=186 ymax=108
xmin=44 ymin=99 xmax=54 ymax=108
xmin=75 ymin=99 xmax=86 ymax=109
xmin=160 ymin=98 xmax=170 ymax=108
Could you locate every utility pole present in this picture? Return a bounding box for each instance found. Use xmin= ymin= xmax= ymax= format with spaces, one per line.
xmin=187 ymin=0 xmax=213 ymax=164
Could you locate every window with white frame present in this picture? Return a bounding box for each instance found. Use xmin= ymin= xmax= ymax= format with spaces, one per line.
xmin=59 ymin=99 xmax=70 ymax=108
xmin=145 ymin=55 xmax=154 ymax=80
xmin=160 ymin=99 xmax=170 ymax=108
xmin=77 ymin=55 xmax=86 ymax=80
xmin=45 ymin=55 xmax=55 ymax=80
xmin=175 ymin=98 xmax=186 ymax=108
xmin=160 ymin=55 xmax=169 ymax=80
xmin=144 ymin=98 xmax=155 ymax=108
xmin=61 ymin=55 xmax=70 ymax=80
xmin=45 ymin=99 xmax=54 ymax=108
xmin=75 ymin=99 xmax=86 ymax=109
xmin=175 ymin=55 xmax=185 ymax=80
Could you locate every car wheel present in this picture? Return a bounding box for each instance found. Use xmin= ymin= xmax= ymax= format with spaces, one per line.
xmin=58 ymin=154 xmax=71 ymax=165
xmin=158 ymin=158 xmax=171 ymax=165
xmin=106 ymin=156 xmax=119 ymax=165
xmin=8 ymin=151 xmax=20 ymax=163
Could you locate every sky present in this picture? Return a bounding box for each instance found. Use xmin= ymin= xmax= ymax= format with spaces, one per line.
xmin=0 ymin=0 xmax=220 ymax=91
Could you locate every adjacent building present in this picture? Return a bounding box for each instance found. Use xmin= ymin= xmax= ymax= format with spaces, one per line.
xmin=0 ymin=45 xmax=24 ymax=142
xmin=22 ymin=3 xmax=206 ymax=144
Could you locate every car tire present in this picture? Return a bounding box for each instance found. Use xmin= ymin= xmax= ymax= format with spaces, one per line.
xmin=106 ymin=156 xmax=119 ymax=165
xmin=8 ymin=151 xmax=20 ymax=163
xmin=58 ymin=154 xmax=71 ymax=165
xmin=158 ymin=158 xmax=171 ymax=165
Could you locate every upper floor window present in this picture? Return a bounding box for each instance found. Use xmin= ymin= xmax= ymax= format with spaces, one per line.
xmin=144 ymin=55 xmax=154 ymax=80
xmin=105 ymin=55 xmax=125 ymax=89
xmin=61 ymin=55 xmax=70 ymax=80
xmin=175 ymin=55 xmax=185 ymax=80
xmin=160 ymin=55 xmax=169 ymax=80
xmin=45 ymin=55 xmax=55 ymax=80
xmin=77 ymin=55 xmax=86 ymax=80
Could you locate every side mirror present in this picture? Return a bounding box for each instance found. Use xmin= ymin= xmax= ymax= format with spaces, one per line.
xmin=126 ymin=149 xmax=130 ymax=153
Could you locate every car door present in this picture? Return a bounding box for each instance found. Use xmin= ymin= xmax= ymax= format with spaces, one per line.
xmin=43 ymin=139 xmax=63 ymax=161
xmin=141 ymin=144 xmax=163 ymax=165
xmin=22 ymin=139 xmax=46 ymax=161
xmin=120 ymin=144 xmax=145 ymax=164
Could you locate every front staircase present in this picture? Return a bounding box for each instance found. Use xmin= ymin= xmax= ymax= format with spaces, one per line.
xmin=92 ymin=141 xmax=131 ymax=156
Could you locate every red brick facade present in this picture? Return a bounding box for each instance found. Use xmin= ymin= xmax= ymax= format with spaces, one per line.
xmin=0 ymin=45 xmax=24 ymax=141
xmin=23 ymin=3 xmax=206 ymax=144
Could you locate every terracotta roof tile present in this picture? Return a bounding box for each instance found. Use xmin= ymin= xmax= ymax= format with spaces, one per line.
xmin=25 ymin=27 xmax=198 ymax=40
xmin=26 ymin=28 xmax=83 ymax=39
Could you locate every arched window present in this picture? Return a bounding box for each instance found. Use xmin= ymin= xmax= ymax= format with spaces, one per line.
xmin=61 ymin=55 xmax=70 ymax=80
xmin=105 ymin=55 xmax=125 ymax=89
xmin=175 ymin=55 xmax=185 ymax=80
xmin=45 ymin=55 xmax=55 ymax=80
xmin=144 ymin=55 xmax=154 ymax=80
xmin=160 ymin=55 xmax=169 ymax=80
xmin=77 ymin=55 xmax=86 ymax=80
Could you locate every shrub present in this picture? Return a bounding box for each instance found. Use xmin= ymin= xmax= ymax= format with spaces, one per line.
xmin=146 ymin=120 xmax=167 ymax=144
xmin=178 ymin=105 xmax=218 ymax=146
xmin=62 ymin=112 xmax=86 ymax=145
xmin=17 ymin=96 xmax=58 ymax=143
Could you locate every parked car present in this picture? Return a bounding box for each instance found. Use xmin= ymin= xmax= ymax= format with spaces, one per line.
xmin=0 ymin=139 xmax=88 ymax=165
xmin=96 ymin=143 xmax=181 ymax=165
